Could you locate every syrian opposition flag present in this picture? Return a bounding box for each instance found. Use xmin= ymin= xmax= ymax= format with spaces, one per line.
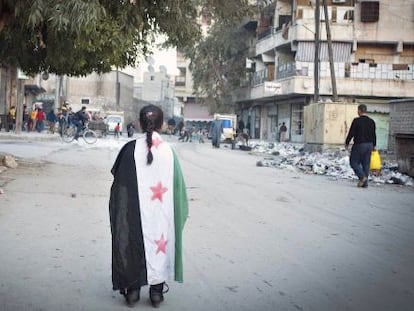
xmin=134 ymin=132 xmax=176 ymax=285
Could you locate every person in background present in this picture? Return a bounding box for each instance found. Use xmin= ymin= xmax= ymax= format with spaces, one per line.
xmin=29 ymin=107 xmax=37 ymax=131
xmin=109 ymin=104 xmax=188 ymax=308
xmin=22 ymin=105 xmax=29 ymax=131
xmin=46 ymin=109 xmax=58 ymax=134
xmin=178 ymin=127 xmax=190 ymax=142
xmin=177 ymin=120 xmax=184 ymax=137
xmin=127 ymin=122 xmax=135 ymax=138
xmin=114 ymin=122 xmax=120 ymax=139
xmin=209 ymin=116 xmax=223 ymax=148
xmin=35 ymin=108 xmax=46 ymax=132
xmin=71 ymin=106 xmax=89 ymax=139
xmin=167 ymin=118 xmax=176 ymax=137
xmin=8 ymin=105 xmax=16 ymax=131
xmin=237 ymin=118 xmax=245 ymax=135
xmin=345 ymin=104 xmax=376 ymax=188
xmin=279 ymin=122 xmax=287 ymax=142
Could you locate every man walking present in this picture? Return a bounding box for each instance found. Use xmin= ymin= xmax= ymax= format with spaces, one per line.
xmin=345 ymin=104 xmax=376 ymax=188
xmin=209 ymin=116 xmax=223 ymax=148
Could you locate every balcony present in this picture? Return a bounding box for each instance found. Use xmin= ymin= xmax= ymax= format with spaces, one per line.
xmin=256 ymin=15 xmax=355 ymax=56
xmin=236 ymin=60 xmax=414 ymax=102
xmin=256 ymin=27 xmax=285 ymax=56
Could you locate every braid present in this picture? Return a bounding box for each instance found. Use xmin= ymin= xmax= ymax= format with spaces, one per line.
xmin=146 ymin=119 xmax=154 ymax=165
xmin=139 ymin=104 xmax=164 ymax=166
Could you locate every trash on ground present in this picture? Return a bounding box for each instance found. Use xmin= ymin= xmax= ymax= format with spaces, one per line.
xmin=246 ymin=141 xmax=413 ymax=186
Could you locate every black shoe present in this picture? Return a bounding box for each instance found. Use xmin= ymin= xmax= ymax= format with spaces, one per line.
xmin=125 ymin=288 xmax=140 ymax=307
xmin=357 ymin=176 xmax=367 ymax=187
xmin=149 ymin=283 xmax=169 ymax=308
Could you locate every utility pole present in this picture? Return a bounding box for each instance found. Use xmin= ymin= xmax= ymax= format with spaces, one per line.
xmin=322 ymin=0 xmax=338 ymax=101
xmin=115 ymin=68 xmax=120 ymax=109
xmin=314 ymin=0 xmax=320 ymax=103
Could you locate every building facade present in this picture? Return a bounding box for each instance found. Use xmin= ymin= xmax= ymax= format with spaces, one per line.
xmin=174 ymin=10 xmax=214 ymax=127
xmin=234 ymin=0 xmax=414 ymax=149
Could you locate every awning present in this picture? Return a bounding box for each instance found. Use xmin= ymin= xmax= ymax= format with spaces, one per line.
xmin=183 ymin=102 xmax=213 ymax=122
xmin=24 ymin=84 xmax=46 ymax=96
xmin=295 ymin=41 xmax=351 ymax=62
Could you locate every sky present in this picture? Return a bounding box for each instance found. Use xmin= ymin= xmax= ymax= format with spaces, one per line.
xmin=122 ymin=43 xmax=178 ymax=83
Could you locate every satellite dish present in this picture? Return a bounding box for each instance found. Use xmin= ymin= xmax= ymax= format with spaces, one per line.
xmin=146 ymin=56 xmax=155 ymax=65
xmin=148 ymin=65 xmax=155 ymax=73
xmin=159 ymin=65 xmax=167 ymax=73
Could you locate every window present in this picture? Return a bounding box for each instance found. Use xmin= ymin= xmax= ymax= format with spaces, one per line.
xmin=277 ymin=15 xmax=292 ymax=31
xmin=81 ymin=98 xmax=90 ymax=105
xmin=291 ymin=104 xmax=304 ymax=135
xmin=361 ymin=1 xmax=379 ymax=22
xmin=175 ymin=67 xmax=186 ymax=86
xmin=331 ymin=6 xmax=337 ymax=22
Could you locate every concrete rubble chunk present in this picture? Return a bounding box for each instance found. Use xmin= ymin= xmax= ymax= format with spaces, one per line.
xmin=3 ymin=155 xmax=18 ymax=169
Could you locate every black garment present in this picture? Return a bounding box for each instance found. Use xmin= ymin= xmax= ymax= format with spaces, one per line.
xmin=127 ymin=123 xmax=135 ymax=138
xmin=345 ymin=115 xmax=376 ymax=147
xmin=72 ymin=109 xmax=89 ymax=123
xmin=167 ymin=118 xmax=176 ymax=127
xmin=72 ymin=109 xmax=89 ymax=134
xmin=109 ymin=140 xmax=148 ymax=291
xmin=238 ymin=120 xmax=245 ymax=132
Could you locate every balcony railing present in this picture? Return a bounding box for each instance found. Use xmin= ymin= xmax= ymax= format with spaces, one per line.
xmin=274 ymin=61 xmax=414 ymax=81
xmin=251 ymin=69 xmax=269 ymax=86
xmin=175 ymin=76 xmax=186 ymax=87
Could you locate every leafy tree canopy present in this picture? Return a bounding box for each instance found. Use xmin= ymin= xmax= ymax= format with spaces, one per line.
xmin=0 ymin=0 xmax=251 ymax=76
xmin=186 ymin=18 xmax=253 ymax=114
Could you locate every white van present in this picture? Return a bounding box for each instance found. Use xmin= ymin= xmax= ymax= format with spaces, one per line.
xmin=106 ymin=114 xmax=124 ymax=135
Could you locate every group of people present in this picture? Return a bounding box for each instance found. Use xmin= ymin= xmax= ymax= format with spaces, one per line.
xmin=8 ymin=104 xmax=49 ymax=133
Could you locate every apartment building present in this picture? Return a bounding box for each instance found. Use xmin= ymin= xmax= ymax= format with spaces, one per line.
xmin=235 ymin=0 xmax=414 ymax=149
xmin=174 ymin=9 xmax=214 ymax=129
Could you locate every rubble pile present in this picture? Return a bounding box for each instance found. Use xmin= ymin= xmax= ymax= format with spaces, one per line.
xmin=246 ymin=141 xmax=414 ymax=186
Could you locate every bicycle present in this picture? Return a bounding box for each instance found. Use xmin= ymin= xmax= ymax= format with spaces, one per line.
xmin=62 ymin=122 xmax=98 ymax=144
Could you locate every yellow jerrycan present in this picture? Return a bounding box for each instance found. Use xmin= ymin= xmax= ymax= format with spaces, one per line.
xmin=370 ymin=149 xmax=381 ymax=170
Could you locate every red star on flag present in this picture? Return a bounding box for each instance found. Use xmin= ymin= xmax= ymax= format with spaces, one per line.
xmin=150 ymin=181 xmax=168 ymax=202
xmin=152 ymin=137 xmax=163 ymax=148
xmin=155 ymin=234 xmax=168 ymax=255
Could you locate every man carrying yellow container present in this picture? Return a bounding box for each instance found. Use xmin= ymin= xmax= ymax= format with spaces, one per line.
xmin=345 ymin=104 xmax=377 ymax=188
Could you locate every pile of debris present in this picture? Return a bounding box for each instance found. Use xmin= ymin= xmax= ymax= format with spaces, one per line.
xmin=247 ymin=141 xmax=413 ymax=186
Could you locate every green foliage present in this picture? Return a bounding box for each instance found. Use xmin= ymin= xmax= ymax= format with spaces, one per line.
xmin=0 ymin=0 xmax=251 ymax=76
xmin=187 ymin=19 xmax=253 ymax=114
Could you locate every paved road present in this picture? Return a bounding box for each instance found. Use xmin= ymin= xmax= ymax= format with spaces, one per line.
xmin=0 ymin=136 xmax=413 ymax=310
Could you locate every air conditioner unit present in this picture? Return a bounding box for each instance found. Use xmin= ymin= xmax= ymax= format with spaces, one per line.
xmin=332 ymin=0 xmax=346 ymax=3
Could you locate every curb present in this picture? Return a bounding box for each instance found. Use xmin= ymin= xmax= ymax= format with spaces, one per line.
xmin=0 ymin=132 xmax=61 ymax=142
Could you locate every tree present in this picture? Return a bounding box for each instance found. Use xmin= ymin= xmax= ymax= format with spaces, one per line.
xmin=0 ymin=0 xmax=251 ymax=76
xmin=186 ymin=19 xmax=252 ymax=114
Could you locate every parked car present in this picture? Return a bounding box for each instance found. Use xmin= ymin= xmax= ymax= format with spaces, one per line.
xmin=106 ymin=114 xmax=124 ymax=135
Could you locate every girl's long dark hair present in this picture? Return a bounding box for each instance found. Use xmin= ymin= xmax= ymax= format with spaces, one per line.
xmin=139 ymin=105 xmax=164 ymax=165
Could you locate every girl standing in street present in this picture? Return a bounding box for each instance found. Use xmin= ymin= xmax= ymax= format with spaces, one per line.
xmin=109 ymin=104 xmax=189 ymax=308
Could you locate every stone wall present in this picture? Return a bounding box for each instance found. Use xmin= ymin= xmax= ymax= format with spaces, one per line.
xmin=389 ymin=99 xmax=414 ymax=176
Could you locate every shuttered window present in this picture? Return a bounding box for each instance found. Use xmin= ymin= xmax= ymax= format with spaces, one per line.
xmin=361 ymin=1 xmax=380 ymax=22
